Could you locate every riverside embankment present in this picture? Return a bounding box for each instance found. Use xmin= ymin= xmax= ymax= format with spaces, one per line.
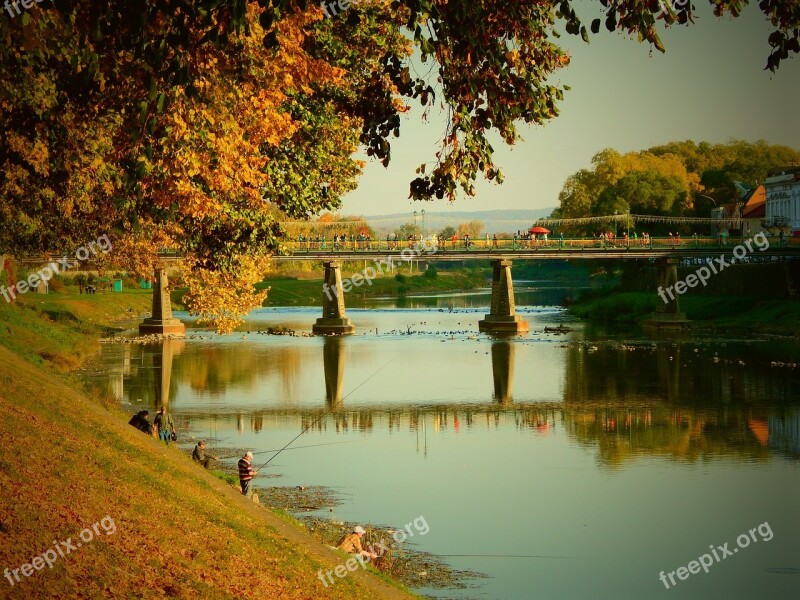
xmin=0 ymin=292 xmax=415 ymax=600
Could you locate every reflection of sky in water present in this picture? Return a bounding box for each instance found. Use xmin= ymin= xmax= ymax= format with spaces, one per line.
xmin=86 ymin=306 xmax=800 ymax=600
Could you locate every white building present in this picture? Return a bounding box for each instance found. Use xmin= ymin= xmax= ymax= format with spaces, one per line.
xmin=763 ymin=167 xmax=800 ymax=235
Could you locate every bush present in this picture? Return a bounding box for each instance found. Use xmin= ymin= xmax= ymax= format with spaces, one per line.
xmin=48 ymin=278 xmax=67 ymax=293
xmin=423 ymin=265 xmax=438 ymax=278
xmin=394 ymin=273 xmax=406 ymax=283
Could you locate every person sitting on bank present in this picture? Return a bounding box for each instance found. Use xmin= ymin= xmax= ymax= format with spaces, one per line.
xmin=128 ymin=410 xmax=152 ymax=434
xmin=237 ymin=451 xmax=257 ymax=496
xmin=191 ymin=441 xmax=218 ymax=469
xmin=336 ymin=526 xmax=377 ymax=560
xmin=152 ymin=407 xmax=175 ymax=445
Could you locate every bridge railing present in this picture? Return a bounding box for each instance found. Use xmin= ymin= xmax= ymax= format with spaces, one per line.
xmin=282 ymin=236 xmax=798 ymax=253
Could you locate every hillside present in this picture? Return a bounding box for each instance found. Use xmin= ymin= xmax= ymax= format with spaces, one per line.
xmin=0 ymin=297 xmax=413 ymax=599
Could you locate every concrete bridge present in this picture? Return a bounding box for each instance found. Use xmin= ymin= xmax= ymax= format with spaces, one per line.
xmin=15 ymin=236 xmax=799 ymax=335
xmin=270 ymin=237 xmax=800 ymax=334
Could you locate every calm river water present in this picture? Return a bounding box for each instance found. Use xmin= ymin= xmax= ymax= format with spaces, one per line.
xmin=85 ymin=286 xmax=800 ymax=599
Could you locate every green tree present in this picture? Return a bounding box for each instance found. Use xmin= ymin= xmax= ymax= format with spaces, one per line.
xmin=438 ymin=226 xmax=456 ymax=239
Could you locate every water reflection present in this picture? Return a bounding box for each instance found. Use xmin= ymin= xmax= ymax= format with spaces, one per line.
xmin=323 ymin=336 xmax=345 ymax=408
xmin=491 ymin=340 xmax=514 ymax=402
xmin=93 ymin=334 xmax=800 ymax=464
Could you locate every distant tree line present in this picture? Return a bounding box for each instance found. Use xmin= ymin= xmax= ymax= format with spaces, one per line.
xmin=550 ymin=140 xmax=800 ymax=235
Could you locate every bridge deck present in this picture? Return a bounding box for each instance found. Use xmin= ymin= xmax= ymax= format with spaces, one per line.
xmin=274 ymin=239 xmax=800 ymax=261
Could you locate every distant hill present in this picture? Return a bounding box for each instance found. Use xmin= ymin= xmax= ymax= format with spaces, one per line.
xmin=361 ymin=208 xmax=556 ymax=234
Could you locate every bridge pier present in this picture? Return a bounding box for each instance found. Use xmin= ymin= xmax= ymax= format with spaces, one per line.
xmin=139 ymin=268 xmax=185 ymax=336
xmin=478 ymin=259 xmax=529 ymax=334
xmin=313 ymin=261 xmax=356 ymax=335
xmin=644 ymin=258 xmax=689 ymax=329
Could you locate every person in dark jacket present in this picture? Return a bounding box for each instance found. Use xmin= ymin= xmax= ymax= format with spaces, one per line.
xmin=128 ymin=410 xmax=151 ymax=434
xmin=192 ymin=441 xmax=218 ymax=469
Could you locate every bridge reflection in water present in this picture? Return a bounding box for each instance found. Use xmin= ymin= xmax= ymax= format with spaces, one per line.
xmin=96 ymin=336 xmax=800 ymax=465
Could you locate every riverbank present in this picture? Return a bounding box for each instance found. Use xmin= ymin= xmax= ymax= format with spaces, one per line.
xmin=255 ymin=268 xmax=487 ymax=307
xmin=0 ymin=297 xmax=416 ymax=599
xmin=569 ymin=290 xmax=800 ymax=336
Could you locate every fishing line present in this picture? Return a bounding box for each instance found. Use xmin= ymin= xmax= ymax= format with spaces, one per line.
xmin=247 ymin=440 xmax=356 ymax=455
xmin=254 ymin=354 xmax=397 ymax=472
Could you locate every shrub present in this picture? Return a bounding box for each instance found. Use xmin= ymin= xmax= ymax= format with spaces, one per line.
xmin=394 ymin=273 xmax=406 ymax=283
xmin=423 ymin=265 xmax=438 ymax=278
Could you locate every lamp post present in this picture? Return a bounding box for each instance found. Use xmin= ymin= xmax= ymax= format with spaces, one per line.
xmin=626 ymin=210 xmax=630 ymax=249
xmin=421 ymin=209 xmax=426 ymax=239
xmin=699 ymin=194 xmax=718 ymax=239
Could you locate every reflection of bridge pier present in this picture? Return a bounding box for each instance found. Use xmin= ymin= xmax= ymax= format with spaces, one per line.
xmin=148 ymin=338 xmax=184 ymax=410
xmin=323 ymin=336 xmax=345 ymax=408
xmin=139 ymin=268 xmax=186 ymax=335
xmin=478 ymin=259 xmax=529 ymax=334
xmin=313 ymin=261 xmax=356 ymax=335
xmin=491 ymin=340 xmax=515 ymax=402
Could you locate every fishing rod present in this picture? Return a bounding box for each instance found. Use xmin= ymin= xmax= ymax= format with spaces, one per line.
xmin=253 ymin=355 xmax=397 ymax=472
xmin=246 ymin=440 xmax=356 ymax=455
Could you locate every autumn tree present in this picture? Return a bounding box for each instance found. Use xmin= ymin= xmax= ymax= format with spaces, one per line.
xmin=457 ymin=220 xmax=485 ymax=239
xmin=2 ymin=0 xmax=798 ymax=330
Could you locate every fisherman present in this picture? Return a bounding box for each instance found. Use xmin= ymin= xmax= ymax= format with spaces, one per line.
xmin=128 ymin=410 xmax=152 ymax=434
xmin=238 ymin=451 xmax=257 ymax=496
xmin=191 ymin=440 xmax=218 ymax=469
xmin=152 ymin=406 xmax=175 ymax=445
xmin=336 ymin=526 xmax=378 ymax=560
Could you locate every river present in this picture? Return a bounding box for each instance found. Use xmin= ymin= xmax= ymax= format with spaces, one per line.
xmin=84 ymin=286 xmax=800 ymax=599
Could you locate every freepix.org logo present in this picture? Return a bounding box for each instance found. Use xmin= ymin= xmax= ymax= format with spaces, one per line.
xmin=3 ymin=0 xmax=49 ymax=19
xmin=1 ymin=234 xmax=113 ymax=303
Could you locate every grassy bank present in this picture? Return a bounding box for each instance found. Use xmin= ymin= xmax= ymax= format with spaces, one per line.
xmin=570 ymin=290 xmax=800 ymax=335
xmin=0 ymin=297 xmax=415 ymax=599
xmin=257 ymin=268 xmax=487 ymax=307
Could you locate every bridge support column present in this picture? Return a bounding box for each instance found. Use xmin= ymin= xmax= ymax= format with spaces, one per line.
xmin=313 ymin=261 xmax=355 ymax=335
xmin=139 ymin=268 xmax=185 ymax=336
xmin=479 ymin=259 xmax=529 ymax=334
xmin=644 ymin=258 xmax=689 ymax=329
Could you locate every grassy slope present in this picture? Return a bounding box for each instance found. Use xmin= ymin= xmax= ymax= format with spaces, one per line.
xmin=256 ymin=270 xmax=487 ymax=307
xmin=0 ymin=297 xmax=414 ymax=599
xmin=570 ymin=291 xmax=800 ymax=335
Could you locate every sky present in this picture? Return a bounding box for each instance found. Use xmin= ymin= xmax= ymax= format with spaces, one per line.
xmin=339 ymin=2 xmax=800 ymax=217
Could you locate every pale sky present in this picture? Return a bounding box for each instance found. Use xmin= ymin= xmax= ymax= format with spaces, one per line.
xmin=340 ymin=3 xmax=800 ymax=217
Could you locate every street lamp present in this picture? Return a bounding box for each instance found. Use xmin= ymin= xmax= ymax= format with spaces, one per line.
xmin=626 ymin=209 xmax=630 ymax=248
xmin=421 ymin=209 xmax=426 ymax=239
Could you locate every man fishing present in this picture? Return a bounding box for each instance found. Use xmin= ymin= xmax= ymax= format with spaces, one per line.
xmin=192 ymin=440 xmax=218 ymax=469
xmin=238 ymin=451 xmax=257 ymax=496
xmin=336 ymin=526 xmax=378 ymax=560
